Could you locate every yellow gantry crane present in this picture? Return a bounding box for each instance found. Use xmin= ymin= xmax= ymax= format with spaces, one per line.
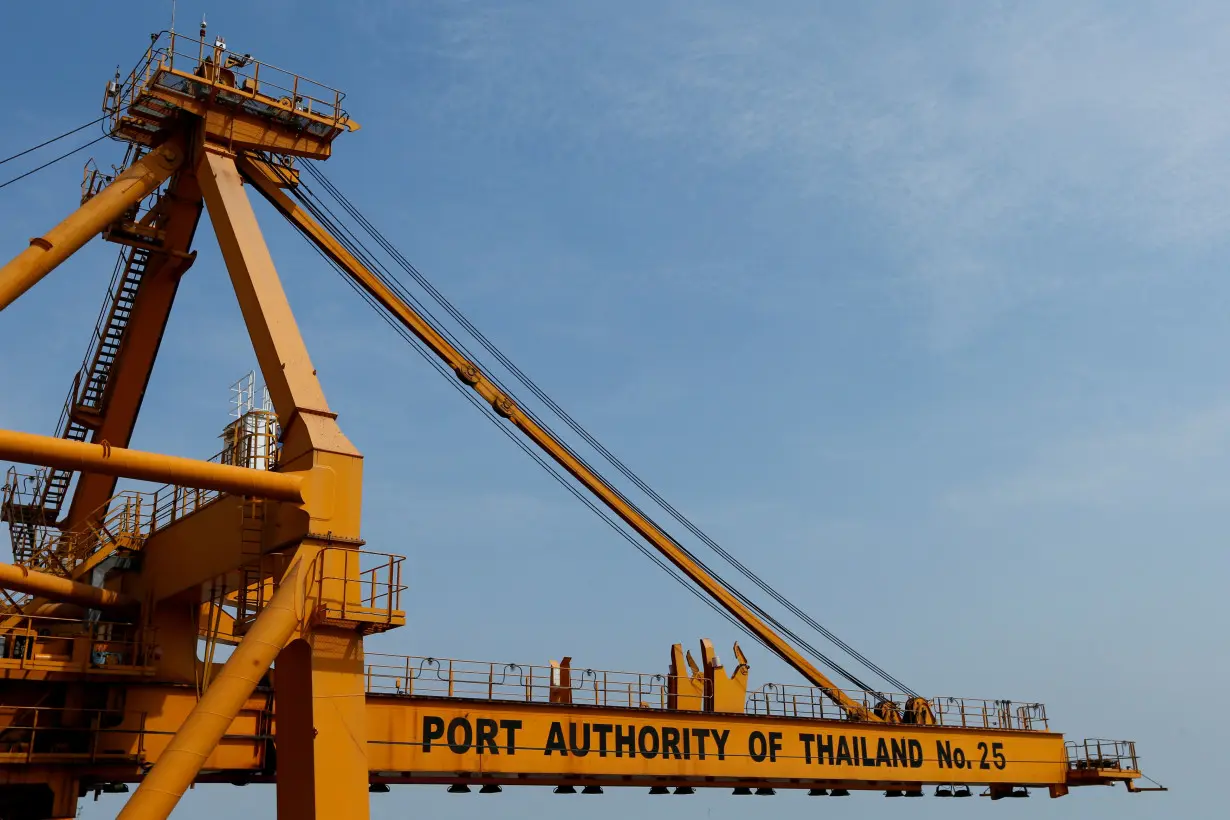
xmin=0 ymin=27 xmax=1161 ymax=820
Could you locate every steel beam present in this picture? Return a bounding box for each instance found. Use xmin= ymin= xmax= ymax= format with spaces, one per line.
xmin=65 ymin=170 xmax=205 ymax=532
xmin=0 ymin=138 xmax=186 ymax=312
xmin=0 ymin=429 xmax=303 ymax=502
xmin=116 ymin=560 xmax=304 ymax=819
xmin=0 ymin=561 xmax=134 ymax=612
xmin=239 ymin=154 xmax=878 ymax=720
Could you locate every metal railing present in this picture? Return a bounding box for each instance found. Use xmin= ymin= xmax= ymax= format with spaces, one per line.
xmin=0 ymin=706 xmax=146 ymax=764
xmin=80 ymin=144 xmax=162 ymax=219
xmin=219 ymin=409 xmax=280 ymax=472
xmin=0 ymin=615 xmax=155 ymax=672
xmin=0 ymin=480 xmax=150 ymax=575
xmin=747 ymin=682 xmax=1048 ymax=731
xmin=1067 ymin=739 xmax=1138 ymax=771
xmin=149 ymin=483 xmax=219 ymax=531
xmin=234 ymin=548 xmax=406 ymax=634
xmin=312 ymin=549 xmax=404 ymax=626
xmin=364 ymin=654 xmax=708 ymax=710
xmin=3 ymin=438 xmax=280 ymax=573
xmin=108 ymin=29 xmax=352 ymax=137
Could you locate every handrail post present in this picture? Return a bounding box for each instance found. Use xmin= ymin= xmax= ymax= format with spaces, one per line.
xmin=28 ymin=707 xmax=38 ymax=765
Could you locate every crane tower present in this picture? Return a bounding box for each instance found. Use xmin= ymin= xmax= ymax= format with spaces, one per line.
xmin=0 ymin=27 xmax=1160 ymax=820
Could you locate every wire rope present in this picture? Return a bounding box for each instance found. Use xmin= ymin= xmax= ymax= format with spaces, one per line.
xmin=0 ymin=115 xmax=110 ymax=166
xmin=0 ymin=134 xmax=111 ymax=192
xmin=274 ymin=158 xmax=905 ymax=699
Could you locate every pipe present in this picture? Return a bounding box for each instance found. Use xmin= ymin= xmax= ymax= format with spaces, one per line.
xmin=117 ymin=560 xmax=303 ymax=819
xmin=0 ymin=429 xmax=303 ymax=502
xmin=0 ymin=562 xmax=134 ymax=612
xmin=30 ymin=602 xmax=87 ymax=619
xmin=0 ymin=137 xmax=186 ymax=312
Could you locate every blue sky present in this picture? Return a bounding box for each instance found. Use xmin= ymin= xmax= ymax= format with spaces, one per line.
xmin=0 ymin=1 xmax=1221 ymax=817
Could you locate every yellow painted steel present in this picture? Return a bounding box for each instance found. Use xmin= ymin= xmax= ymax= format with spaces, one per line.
xmin=0 ymin=138 xmax=185 ymax=312
xmin=0 ymin=561 xmax=134 ymax=611
xmin=116 ymin=560 xmax=303 ymax=819
xmin=239 ymin=158 xmax=876 ymax=721
xmin=0 ymin=428 xmax=304 ymax=501
xmin=35 ymin=683 xmax=1137 ymax=794
xmin=138 ymin=496 xmax=284 ymax=602
xmin=0 ymin=28 xmax=1159 ymax=815
xmin=198 ymin=149 xmax=371 ymax=817
xmin=64 ymin=171 xmax=205 ymax=531
xmin=365 ymin=698 xmax=1072 ymax=788
xmin=198 ymin=149 xmax=366 ymax=539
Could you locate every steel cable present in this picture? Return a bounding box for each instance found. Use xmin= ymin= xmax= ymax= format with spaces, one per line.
xmin=285 ymin=190 xmax=767 ymax=649
xmin=0 ymin=115 xmax=110 ymax=166
xmin=279 ymin=161 xmax=897 ymax=698
xmin=0 ymin=133 xmax=111 ymax=191
xmin=301 ymin=162 xmax=917 ymax=698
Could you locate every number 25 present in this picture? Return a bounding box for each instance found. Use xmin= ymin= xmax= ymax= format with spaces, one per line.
xmin=977 ymin=742 xmax=1007 ymax=770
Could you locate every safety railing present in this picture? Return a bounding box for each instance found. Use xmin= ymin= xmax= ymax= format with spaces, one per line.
xmin=80 ymin=144 xmax=162 ymax=218
xmin=219 ymin=408 xmax=281 ymax=472
xmin=312 ymin=549 xmax=403 ymax=628
xmin=3 ymin=437 xmax=283 ymax=572
xmin=146 ymin=436 xmax=276 ymax=531
xmin=108 ymin=29 xmax=353 ymax=138
xmin=0 ymin=615 xmax=155 ymax=673
xmin=931 ymin=695 xmax=1048 ymax=731
xmin=1 ymin=467 xmax=51 ymax=564
xmin=0 ymin=478 xmax=151 ymax=575
xmin=1067 ymin=739 xmax=1138 ymax=772
xmin=233 ymin=548 xmax=406 ymax=635
xmin=747 ymin=682 xmax=1049 ymax=731
xmin=2 ymin=466 xmax=52 ymax=530
xmin=149 ymin=483 xmax=220 ymax=531
xmin=0 ymin=706 xmax=146 ymax=764
xmin=364 ymin=654 xmax=709 ymax=710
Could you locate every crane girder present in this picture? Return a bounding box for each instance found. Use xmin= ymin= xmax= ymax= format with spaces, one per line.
xmin=0 ymin=683 xmax=1138 ymax=798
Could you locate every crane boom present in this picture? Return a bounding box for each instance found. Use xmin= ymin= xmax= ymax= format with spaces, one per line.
xmin=236 ymin=154 xmax=879 ymax=721
xmin=0 ymin=28 xmax=1159 ymax=816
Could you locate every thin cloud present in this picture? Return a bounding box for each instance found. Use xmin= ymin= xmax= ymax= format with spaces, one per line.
xmin=944 ymin=397 xmax=1230 ymax=514
xmin=407 ymin=2 xmax=1230 ymax=348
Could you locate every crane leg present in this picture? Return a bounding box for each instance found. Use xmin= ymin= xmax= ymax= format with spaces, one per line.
xmin=115 ymin=559 xmax=305 ymax=820
xmin=275 ymin=621 xmax=370 ymax=819
xmin=0 ymin=137 xmax=186 ymax=312
xmin=197 ymin=149 xmax=370 ymax=817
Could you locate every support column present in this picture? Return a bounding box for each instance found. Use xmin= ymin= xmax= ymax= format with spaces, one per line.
xmin=272 ymin=540 xmax=370 ymax=820
xmin=275 ymin=628 xmax=369 ymax=820
xmin=197 ymin=148 xmax=369 ymax=818
xmin=48 ymin=771 xmax=79 ymax=820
